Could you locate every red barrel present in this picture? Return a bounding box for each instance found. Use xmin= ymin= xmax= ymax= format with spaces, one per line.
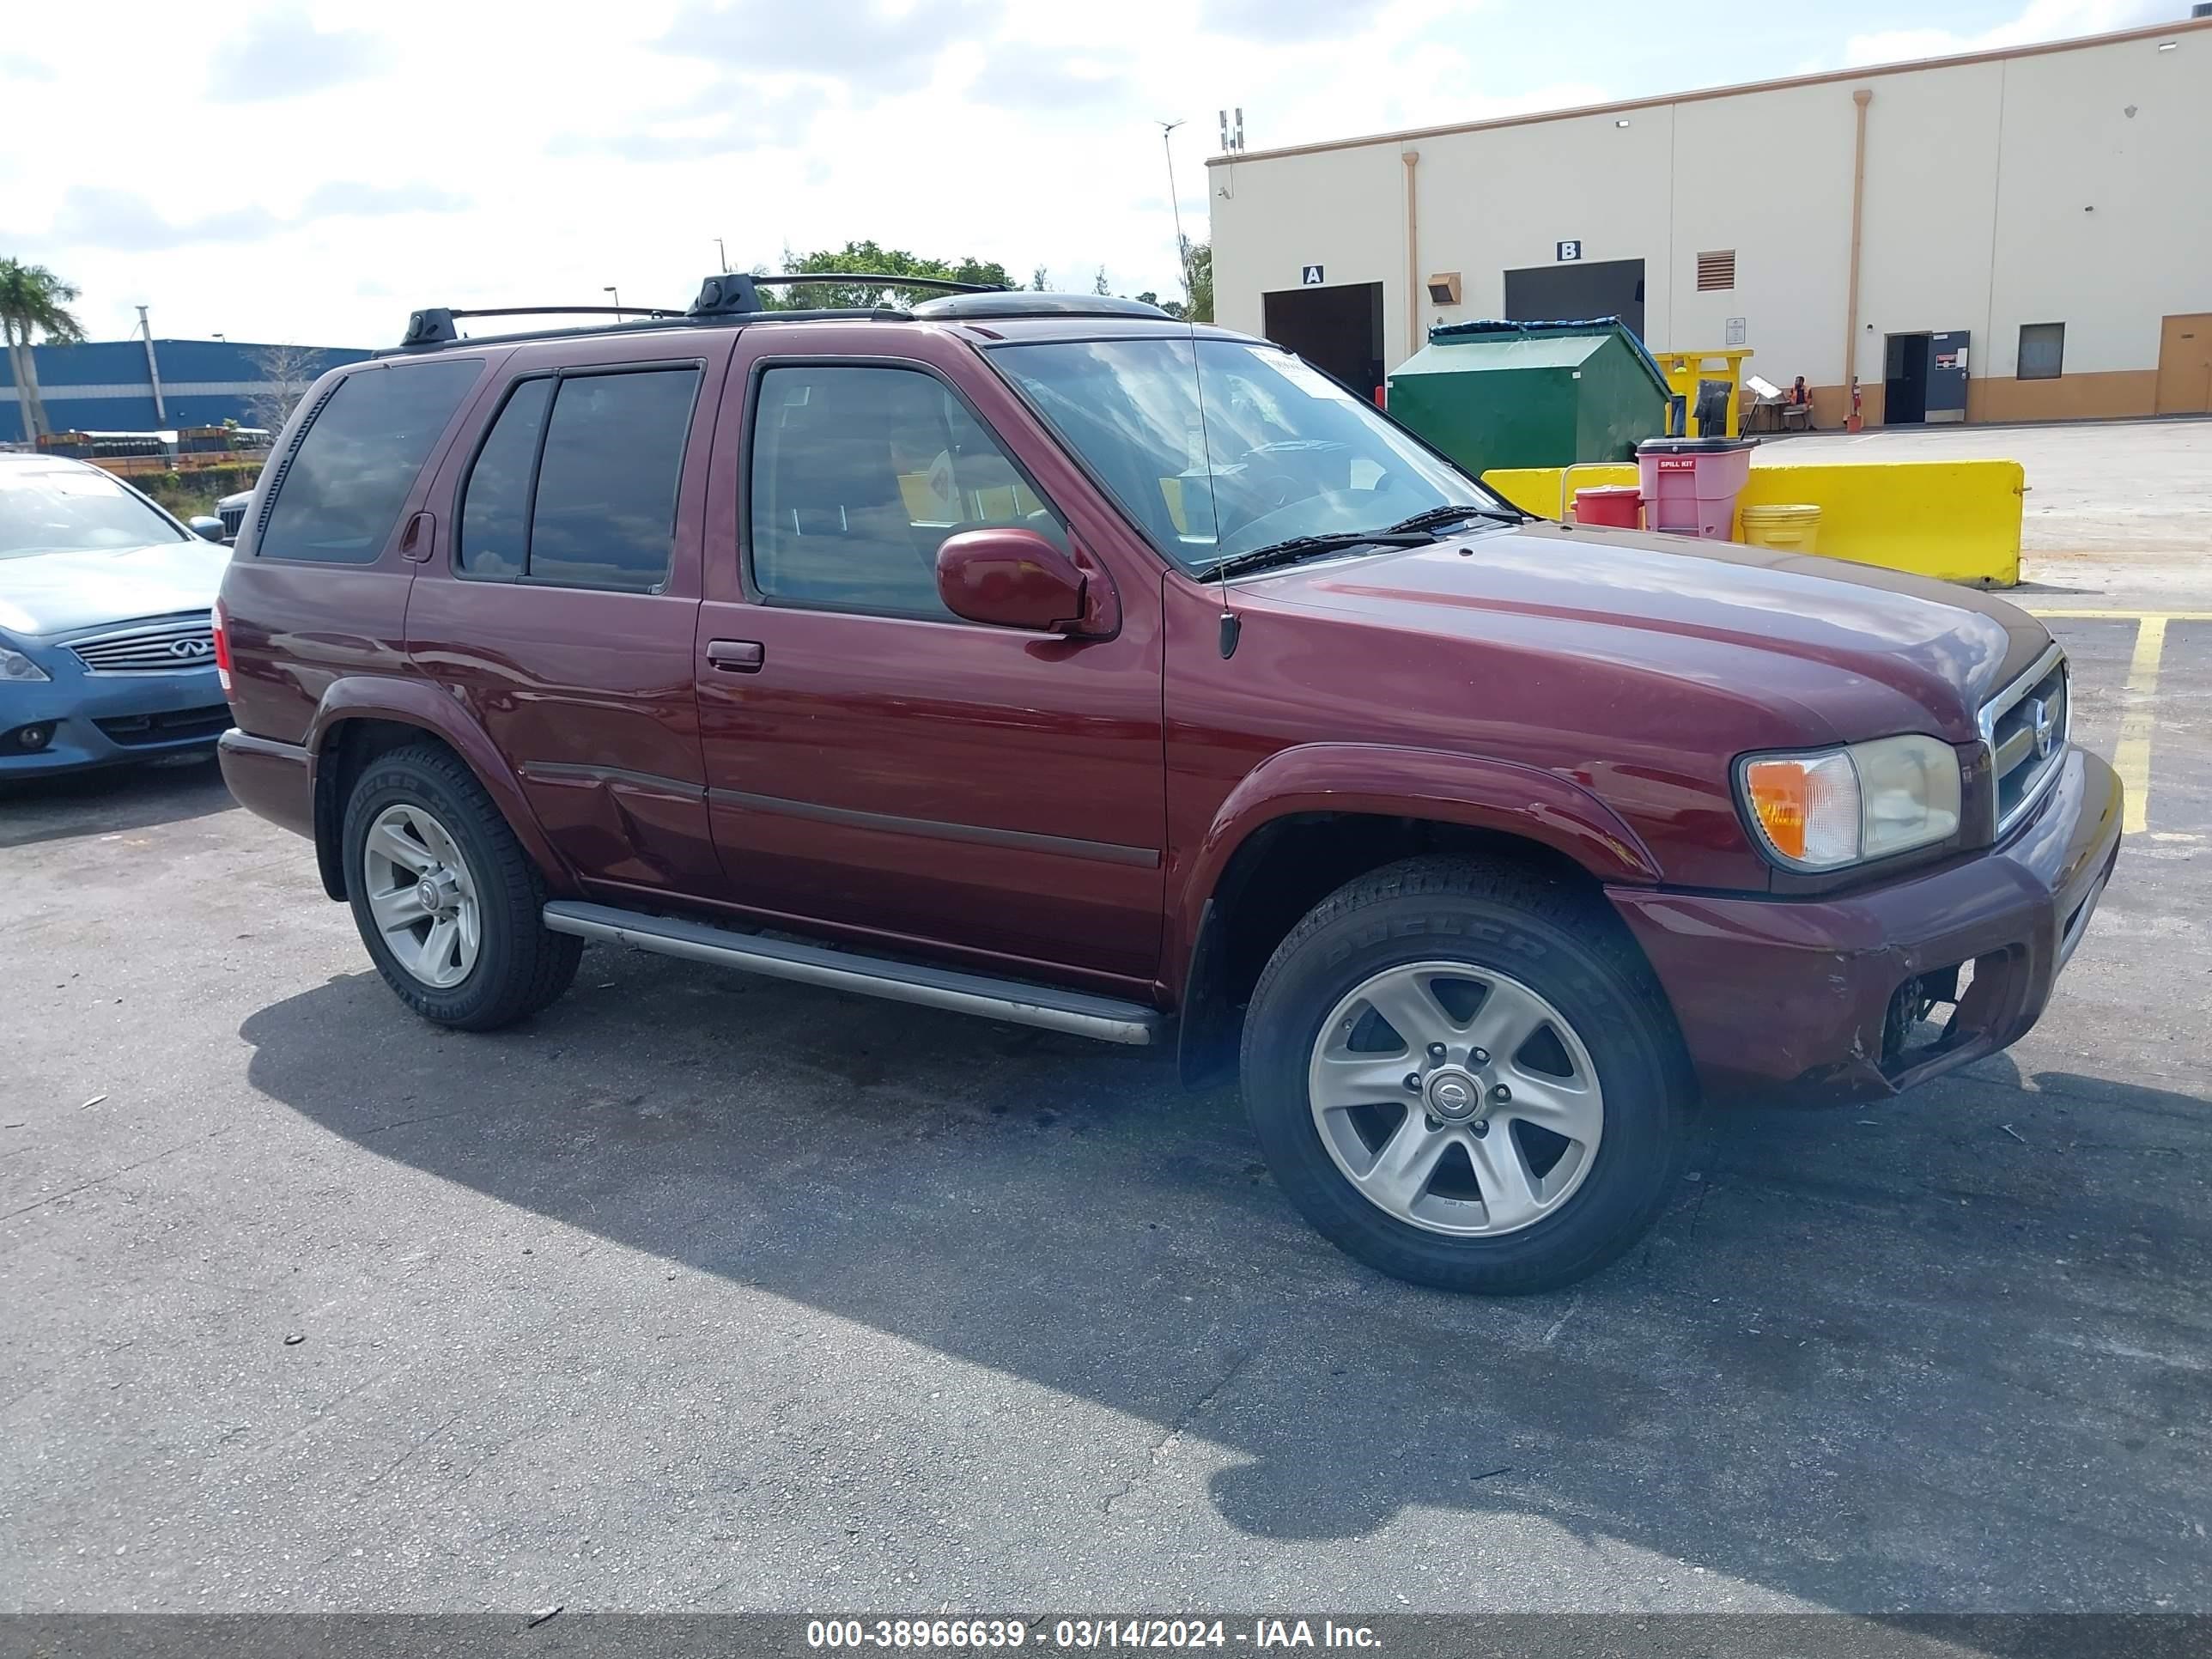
xmin=1573 ymin=485 xmax=1642 ymax=529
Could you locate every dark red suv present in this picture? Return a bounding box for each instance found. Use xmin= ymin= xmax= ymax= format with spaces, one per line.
xmin=216 ymin=275 xmax=2121 ymax=1292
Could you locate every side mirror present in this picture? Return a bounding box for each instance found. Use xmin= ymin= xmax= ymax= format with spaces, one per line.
xmin=934 ymin=527 xmax=1090 ymax=633
xmin=188 ymin=516 xmax=226 ymax=544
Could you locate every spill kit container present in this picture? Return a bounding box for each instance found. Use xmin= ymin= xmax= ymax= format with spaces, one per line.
xmin=1635 ymin=435 xmax=1759 ymax=540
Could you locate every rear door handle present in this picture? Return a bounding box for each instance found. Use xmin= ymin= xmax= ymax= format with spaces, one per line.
xmin=707 ymin=639 xmax=764 ymax=672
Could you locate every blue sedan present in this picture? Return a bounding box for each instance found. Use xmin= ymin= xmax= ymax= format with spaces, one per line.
xmin=1 ymin=453 xmax=234 ymax=778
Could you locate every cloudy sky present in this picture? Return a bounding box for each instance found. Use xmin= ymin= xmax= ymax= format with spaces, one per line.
xmin=0 ymin=0 xmax=2174 ymax=349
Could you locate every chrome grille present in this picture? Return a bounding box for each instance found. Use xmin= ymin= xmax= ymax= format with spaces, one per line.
xmin=219 ymin=503 xmax=247 ymax=538
xmin=1980 ymin=646 xmax=2069 ymax=833
xmin=68 ymin=614 xmax=217 ymax=675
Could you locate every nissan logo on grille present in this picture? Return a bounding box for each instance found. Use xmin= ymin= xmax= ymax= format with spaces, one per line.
xmin=2027 ymin=696 xmax=2057 ymax=760
xmin=169 ymin=638 xmax=214 ymax=660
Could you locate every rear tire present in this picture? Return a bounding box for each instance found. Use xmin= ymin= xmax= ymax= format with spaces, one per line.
xmin=1240 ymin=856 xmax=1685 ymax=1294
xmin=342 ymin=744 xmax=580 ymax=1030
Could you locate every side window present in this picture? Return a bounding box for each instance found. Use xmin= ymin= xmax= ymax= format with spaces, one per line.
xmin=749 ymin=365 xmax=1066 ymax=618
xmin=454 ymin=366 xmax=699 ymax=592
xmin=531 ymin=369 xmax=699 ymax=592
xmin=258 ymin=360 xmax=479 ymax=562
xmin=458 ymin=378 xmax=552 ymax=578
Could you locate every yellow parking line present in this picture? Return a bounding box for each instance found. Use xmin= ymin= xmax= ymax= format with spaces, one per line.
xmin=2026 ymin=609 xmax=2212 ymax=621
xmin=2022 ymin=611 xmax=2187 ymax=834
xmin=2112 ymin=617 xmax=2167 ymax=836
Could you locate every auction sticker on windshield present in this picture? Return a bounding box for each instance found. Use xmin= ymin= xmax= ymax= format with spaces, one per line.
xmin=1255 ymin=347 xmax=1361 ymax=404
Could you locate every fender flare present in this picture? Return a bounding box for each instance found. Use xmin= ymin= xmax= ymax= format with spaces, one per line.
xmin=1171 ymin=741 xmax=1663 ymax=976
xmin=304 ymin=676 xmax=576 ymax=901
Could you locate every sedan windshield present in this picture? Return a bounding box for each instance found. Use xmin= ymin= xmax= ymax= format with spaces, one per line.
xmin=989 ymin=336 xmax=1500 ymax=573
xmin=0 ymin=465 xmax=185 ymax=558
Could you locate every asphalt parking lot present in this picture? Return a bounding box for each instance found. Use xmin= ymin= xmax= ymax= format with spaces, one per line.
xmin=4 ymin=422 xmax=2209 ymax=1617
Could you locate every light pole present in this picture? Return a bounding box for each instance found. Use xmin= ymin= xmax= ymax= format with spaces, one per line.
xmin=1158 ymin=120 xmax=1190 ymax=313
xmin=136 ymin=304 xmax=167 ymax=426
xmin=714 ymin=238 xmax=729 ymax=275
xmin=604 ymin=285 xmax=623 ymax=322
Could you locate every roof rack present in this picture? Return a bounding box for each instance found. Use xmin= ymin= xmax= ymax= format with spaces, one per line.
xmin=909 ymin=293 xmax=1170 ymax=320
xmin=397 ymin=270 xmax=1011 ymax=351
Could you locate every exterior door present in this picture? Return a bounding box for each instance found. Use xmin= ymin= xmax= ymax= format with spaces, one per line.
xmin=1262 ymin=282 xmax=1387 ymax=402
xmin=404 ymin=338 xmax=728 ymax=898
xmin=693 ymin=331 xmax=1167 ymax=994
xmin=1927 ymin=330 xmax=1970 ymax=423
xmin=2157 ymin=313 xmax=2212 ymax=415
xmin=1884 ymin=333 xmax=1930 ymax=424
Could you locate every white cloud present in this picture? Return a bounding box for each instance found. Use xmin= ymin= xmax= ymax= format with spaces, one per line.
xmin=205 ymin=8 xmax=393 ymax=98
xmin=21 ymin=0 xmax=2100 ymax=351
xmin=1844 ymin=0 xmax=2167 ymax=68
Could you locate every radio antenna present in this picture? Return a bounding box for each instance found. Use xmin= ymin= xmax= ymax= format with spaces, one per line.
xmin=1159 ymin=118 xmax=1237 ymax=657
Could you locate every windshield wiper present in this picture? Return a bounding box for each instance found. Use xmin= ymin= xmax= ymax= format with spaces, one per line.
xmin=1383 ymin=502 xmax=1528 ymax=534
xmin=1202 ymin=531 xmax=1437 ymax=581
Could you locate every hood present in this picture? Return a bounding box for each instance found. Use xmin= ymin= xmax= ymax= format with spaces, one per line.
xmin=0 ymin=539 xmax=231 ymax=638
xmin=1244 ymin=520 xmax=2046 ymax=733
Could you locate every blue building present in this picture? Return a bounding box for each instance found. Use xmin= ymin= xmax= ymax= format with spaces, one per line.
xmin=3 ymin=337 xmax=373 ymax=438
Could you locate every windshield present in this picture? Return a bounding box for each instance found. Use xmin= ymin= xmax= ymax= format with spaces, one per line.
xmin=989 ymin=336 xmax=1496 ymax=572
xmin=0 ymin=465 xmax=185 ymax=559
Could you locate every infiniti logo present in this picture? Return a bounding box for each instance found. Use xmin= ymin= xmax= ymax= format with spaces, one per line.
xmin=169 ymin=637 xmax=214 ymax=660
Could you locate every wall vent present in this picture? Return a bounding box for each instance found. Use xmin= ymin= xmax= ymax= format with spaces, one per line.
xmin=1696 ymin=250 xmax=1737 ymax=292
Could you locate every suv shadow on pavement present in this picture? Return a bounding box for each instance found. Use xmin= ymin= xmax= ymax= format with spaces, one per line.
xmin=0 ymin=752 xmax=234 ymax=850
xmin=235 ymin=944 xmax=2212 ymax=1613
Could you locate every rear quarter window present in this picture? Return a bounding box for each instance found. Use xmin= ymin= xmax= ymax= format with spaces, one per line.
xmin=257 ymin=359 xmax=480 ymax=563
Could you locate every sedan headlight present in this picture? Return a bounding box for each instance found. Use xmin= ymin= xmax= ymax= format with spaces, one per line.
xmin=1738 ymin=734 xmax=1963 ymax=871
xmin=0 ymin=645 xmax=50 ymax=684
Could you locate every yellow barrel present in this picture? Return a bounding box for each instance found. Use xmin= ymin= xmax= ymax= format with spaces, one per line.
xmin=1739 ymin=502 xmax=1823 ymax=553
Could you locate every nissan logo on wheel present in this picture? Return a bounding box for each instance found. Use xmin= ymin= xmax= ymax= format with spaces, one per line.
xmin=170 ymin=637 xmax=214 ymax=660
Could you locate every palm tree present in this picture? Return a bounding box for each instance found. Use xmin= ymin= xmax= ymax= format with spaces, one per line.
xmin=0 ymin=259 xmax=88 ymax=443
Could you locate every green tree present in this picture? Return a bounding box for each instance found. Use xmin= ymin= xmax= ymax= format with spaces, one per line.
xmin=1181 ymin=238 xmax=1213 ymax=325
xmin=1092 ymin=264 xmax=1111 ymax=296
xmin=0 ymin=258 xmax=88 ymax=442
xmin=769 ymin=241 xmax=1016 ymax=310
xmin=1030 ymin=264 xmax=1050 ymax=292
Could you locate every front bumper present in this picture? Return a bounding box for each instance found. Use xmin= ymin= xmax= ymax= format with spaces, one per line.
xmin=1 ymin=659 xmax=229 ymax=778
xmin=1608 ymin=746 xmax=2124 ymax=1105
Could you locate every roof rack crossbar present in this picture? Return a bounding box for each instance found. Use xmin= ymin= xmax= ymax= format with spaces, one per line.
xmin=747 ymin=273 xmax=1007 ymax=295
xmin=401 ymin=304 xmax=684 ymax=347
xmin=398 ymin=270 xmax=1014 ymax=351
xmin=388 ymin=305 xmax=916 ymax=356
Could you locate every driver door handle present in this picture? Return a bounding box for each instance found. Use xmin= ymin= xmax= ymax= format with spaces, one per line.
xmin=707 ymin=639 xmax=764 ymax=672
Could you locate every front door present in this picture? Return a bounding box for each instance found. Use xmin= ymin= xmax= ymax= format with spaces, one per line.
xmin=404 ymin=340 xmax=727 ymax=898
xmin=2156 ymin=313 xmax=2212 ymax=415
xmin=693 ymin=335 xmax=1167 ymax=994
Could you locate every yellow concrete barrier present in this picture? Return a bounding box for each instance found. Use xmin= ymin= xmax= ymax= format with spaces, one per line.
xmin=1481 ymin=459 xmax=2025 ymax=586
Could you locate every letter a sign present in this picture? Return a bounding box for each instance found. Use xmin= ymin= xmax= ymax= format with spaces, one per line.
xmin=1301 ymin=264 xmax=1324 ymax=286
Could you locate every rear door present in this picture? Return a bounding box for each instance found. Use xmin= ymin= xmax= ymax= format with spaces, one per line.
xmin=404 ymin=335 xmax=730 ymax=899
xmin=691 ymin=326 xmax=1168 ymax=993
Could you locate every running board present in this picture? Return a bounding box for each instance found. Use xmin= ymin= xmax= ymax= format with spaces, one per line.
xmin=542 ymin=901 xmax=1167 ymax=1046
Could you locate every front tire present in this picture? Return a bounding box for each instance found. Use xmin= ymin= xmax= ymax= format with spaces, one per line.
xmin=1240 ymin=857 xmax=1686 ymax=1294
xmin=342 ymin=744 xmax=580 ymax=1030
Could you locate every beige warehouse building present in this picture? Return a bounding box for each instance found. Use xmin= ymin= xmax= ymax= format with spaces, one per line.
xmin=1207 ymin=16 xmax=2212 ymax=430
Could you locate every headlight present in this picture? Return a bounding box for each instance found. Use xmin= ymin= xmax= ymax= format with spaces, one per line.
xmin=1738 ymin=734 xmax=1962 ymax=871
xmin=0 ymin=646 xmax=50 ymax=684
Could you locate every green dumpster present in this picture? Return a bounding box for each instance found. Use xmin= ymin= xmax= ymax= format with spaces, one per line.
xmin=1385 ymin=318 xmax=1668 ymax=475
